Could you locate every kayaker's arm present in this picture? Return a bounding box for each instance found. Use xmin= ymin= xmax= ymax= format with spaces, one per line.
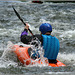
xmin=20 ymin=28 xmax=32 ymax=44
xmin=20 ymin=29 xmax=43 ymax=44
xmin=20 ymin=23 xmax=43 ymax=44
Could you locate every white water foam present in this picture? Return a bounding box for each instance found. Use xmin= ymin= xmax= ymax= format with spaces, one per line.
xmin=59 ymin=30 xmax=75 ymax=39
xmin=0 ymin=41 xmax=18 ymax=68
xmin=58 ymin=53 xmax=75 ymax=66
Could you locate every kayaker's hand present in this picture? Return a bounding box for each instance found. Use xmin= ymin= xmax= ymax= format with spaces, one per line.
xmin=25 ymin=23 xmax=29 ymax=30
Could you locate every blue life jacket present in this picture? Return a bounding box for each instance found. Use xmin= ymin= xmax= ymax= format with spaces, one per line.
xmin=42 ymin=34 xmax=60 ymax=60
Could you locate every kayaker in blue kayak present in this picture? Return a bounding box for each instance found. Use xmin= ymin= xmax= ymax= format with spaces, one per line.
xmin=20 ymin=23 xmax=60 ymax=63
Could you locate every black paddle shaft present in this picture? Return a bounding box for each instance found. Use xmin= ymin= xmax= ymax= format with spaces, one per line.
xmin=12 ymin=6 xmax=33 ymax=36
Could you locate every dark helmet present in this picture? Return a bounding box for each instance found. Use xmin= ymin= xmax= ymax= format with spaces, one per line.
xmin=39 ymin=23 xmax=52 ymax=34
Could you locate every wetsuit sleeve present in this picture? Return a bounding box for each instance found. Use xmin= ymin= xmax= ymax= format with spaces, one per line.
xmin=20 ymin=29 xmax=43 ymax=44
xmin=20 ymin=29 xmax=32 ymax=44
xmin=21 ymin=29 xmax=28 ymax=36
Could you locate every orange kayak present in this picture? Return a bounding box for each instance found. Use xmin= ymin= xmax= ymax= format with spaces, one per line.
xmin=13 ymin=45 xmax=66 ymax=67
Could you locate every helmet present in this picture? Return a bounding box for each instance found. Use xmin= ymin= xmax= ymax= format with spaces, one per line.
xmin=39 ymin=23 xmax=52 ymax=34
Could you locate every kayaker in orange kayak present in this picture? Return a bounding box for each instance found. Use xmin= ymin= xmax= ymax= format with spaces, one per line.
xmin=20 ymin=23 xmax=60 ymax=64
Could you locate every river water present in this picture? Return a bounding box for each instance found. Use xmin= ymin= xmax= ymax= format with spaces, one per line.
xmin=0 ymin=0 xmax=75 ymax=75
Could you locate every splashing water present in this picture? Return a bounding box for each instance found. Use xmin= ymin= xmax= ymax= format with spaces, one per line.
xmin=1 ymin=41 xmax=15 ymax=59
xmin=29 ymin=37 xmax=48 ymax=66
xmin=0 ymin=40 xmax=48 ymax=67
xmin=0 ymin=41 xmax=18 ymax=68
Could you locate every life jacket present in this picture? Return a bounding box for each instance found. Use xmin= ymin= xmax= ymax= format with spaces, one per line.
xmin=42 ymin=34 xmax=60 ymax=60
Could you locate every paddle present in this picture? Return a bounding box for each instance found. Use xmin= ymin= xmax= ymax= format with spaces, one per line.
xmin=12 ymin=6 xmax=33 ymax=36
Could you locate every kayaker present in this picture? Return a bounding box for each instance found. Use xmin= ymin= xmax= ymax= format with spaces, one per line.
xmin=20 ymin=23 xmax=60 ymax=63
